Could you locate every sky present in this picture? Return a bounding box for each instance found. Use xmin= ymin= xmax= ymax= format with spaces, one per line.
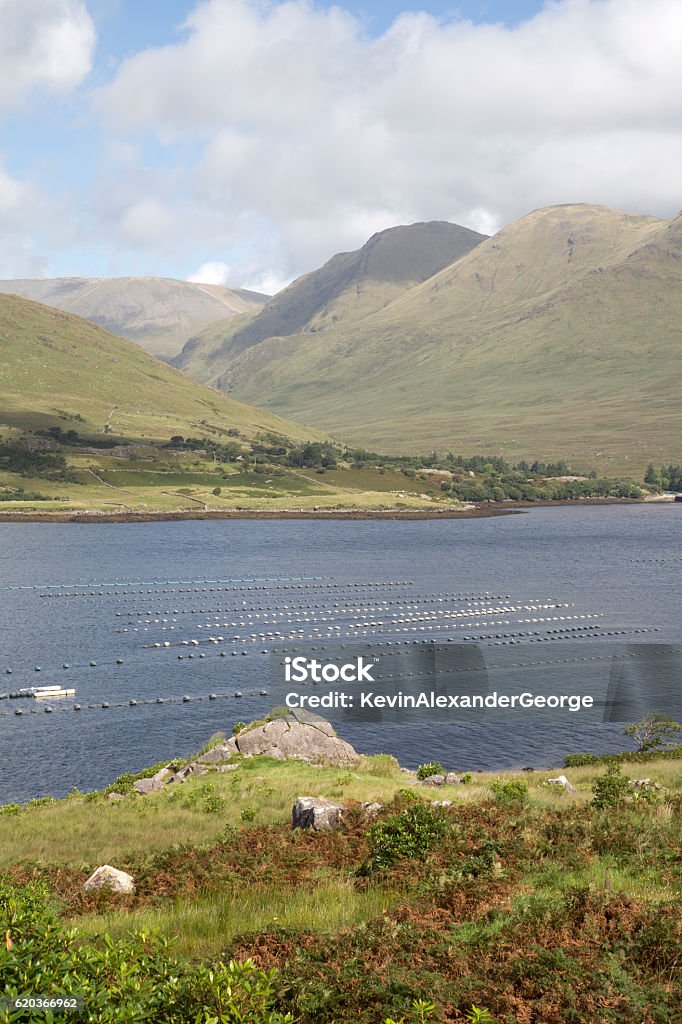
xmin=1 ymin=0 xmax=681 ymax=293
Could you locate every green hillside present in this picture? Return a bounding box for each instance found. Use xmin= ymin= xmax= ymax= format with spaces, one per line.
xmin=198 ymin=204 xmax=682 ymax=474
xmin=0 ymin=292 xmax=316 ymax=444
xmin=0 ymin=277 xmax=269 ymax=360
xmin=173 ymin=220 xmax=487 ymax=384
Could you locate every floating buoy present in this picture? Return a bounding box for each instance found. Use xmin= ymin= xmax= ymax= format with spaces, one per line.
xmin=90 ymin=661 xmax=97 ymax=667
xmin=74 ymin=704 xmax=81 ymax=710
xmin=130 ymin=700 xmax=137 ymax=706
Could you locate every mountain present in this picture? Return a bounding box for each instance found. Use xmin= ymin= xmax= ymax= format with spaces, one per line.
xmin=173 ymin=221 xmax=487 ymax=382
xmin=180 ymin=204 xmax=682 ymax=473
xmin=0 ymin=277 xmax=269 ymax=360
xmin=0 ymin=293 xmax=320 ymax=443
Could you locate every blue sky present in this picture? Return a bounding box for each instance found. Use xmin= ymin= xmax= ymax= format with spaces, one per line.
xmin=1 ymin=0 xmax=680 ymax=288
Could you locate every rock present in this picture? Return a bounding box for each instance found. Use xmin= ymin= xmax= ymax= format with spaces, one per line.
xmin=421 ymin=774 xmax=445 ymax=787
xmin=133 ymin=777 xmax=162 ymax=795
xmin=215 ymin=764 xmax=240 ymax=773
xmin=197 ymin=740 xmax=239 ymax=763
xmin=213 ymin=711 xmax=358 ymax=766
xmin=83 ymin=865 xmax=135 ymax=894
xmin=152 ymin=767 xmax=173 ymax=785
xmin=107 ymin=792 xmax=126 ymax=802
xmin=400 ymin=768 xmax=418 ymax=776
xmin=629 ymin=778 xmax=664 ymax=791
xmin=168 ymin=762 xmax=208 ymax=784
xmin=547 ymin=774 xmax=577 ymax=794
xmin=445 ymin=772 xmax=463 ymax=786
xmin=431 ymin=800 xmax=453 ymax=808
xmin=361 ymin=801 xmax=383 ymax=818
xmin=292 ymin=796 xmax=346 ymax=830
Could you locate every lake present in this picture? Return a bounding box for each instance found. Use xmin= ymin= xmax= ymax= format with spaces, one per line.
xmin=0 ymin=504 xmax=680 ymax=803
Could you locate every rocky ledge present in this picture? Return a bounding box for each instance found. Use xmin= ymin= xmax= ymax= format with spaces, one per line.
xmin=197 ymin=710 xmax=359 ymax=767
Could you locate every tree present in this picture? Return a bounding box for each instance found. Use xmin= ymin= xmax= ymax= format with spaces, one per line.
xmin=623 ymin=713 xmax=682 ymax=752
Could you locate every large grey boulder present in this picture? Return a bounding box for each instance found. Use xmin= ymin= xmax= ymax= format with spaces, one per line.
xmin=199 ymin=711 xmax=358 ymax=766
xmin=445 ymin=773 xmax=463 ymax=786
xmin=292 ymin=796 xmax=346 ymax=830
xmin=83 ymin=865 xmax=135 ymax=894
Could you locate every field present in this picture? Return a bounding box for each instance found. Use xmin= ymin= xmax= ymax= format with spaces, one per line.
xmin=2 ymin=739 xmax=680 ymax=1023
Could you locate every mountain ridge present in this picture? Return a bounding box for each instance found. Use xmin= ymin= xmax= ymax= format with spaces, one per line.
xmin=0 ymin=276 xmax=269 ymax=361
xmin=182 ymin=203 xmax=681 ymax=472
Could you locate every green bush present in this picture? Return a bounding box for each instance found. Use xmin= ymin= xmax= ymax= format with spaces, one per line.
xmin=564 ymin=745 xmax=682 ymax=768
xmin=0 ymin=878 xmax=293 ymax=1023
xmin=240 ymin=806 xmax=257 ymax=823
xmin=489 ymin=779 xmax=528 ymax=804
xmin=368 ymin=802 xmax=448 ymax=870
xmin=591 ymin=762 xmax=630 ymax=809
xmin=416 ymin=762 xmax=445 ymax=781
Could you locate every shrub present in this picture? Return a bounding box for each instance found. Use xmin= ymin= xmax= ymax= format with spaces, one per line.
xmin=564 ymin=746 xmax=682 ymax=767
xmin=489 ymin=779 xmax=528 ymax=804
xmin=0 ymin=878 xmax=293 ymax=1023
xmin=460 ymin=772 xmax=473 ymax=784
xmin=0 ymin=803 xmax=21 ymax=816
xmin=592 ymin=762 xmax=630 ymax=809
xmin=368 ymin=802 xmax=448 ymax=870
xmin=241 ymin=806 xmax=256 ymax=822
xmin=232 ymin=721 xmax=247 ymax=736
xmin=623 ymin=714 xmax=682 ymax=753
xmin=416 ymin=761 xmax=445 ymax=781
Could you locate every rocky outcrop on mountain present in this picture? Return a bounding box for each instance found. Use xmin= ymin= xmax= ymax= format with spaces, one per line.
xmin=197 ymin=711 xmax=359 ymax=766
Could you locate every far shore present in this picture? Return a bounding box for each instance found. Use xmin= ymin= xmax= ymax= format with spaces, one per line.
xmin=0 ymin=496 xmax=661 ymax=524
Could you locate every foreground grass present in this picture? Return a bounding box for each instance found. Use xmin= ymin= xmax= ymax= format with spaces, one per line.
xmin=2 ymin=749 xmax=681 ymax=1022
xmin=75 ymin=878 xmax=397 ymax=959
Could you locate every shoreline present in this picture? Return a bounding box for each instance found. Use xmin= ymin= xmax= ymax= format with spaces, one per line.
xmin=0 ymin=496 xmax=651 ymax=524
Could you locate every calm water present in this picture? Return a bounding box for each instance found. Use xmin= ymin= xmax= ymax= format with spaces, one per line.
xmin=0 ymin=505 xmax=680 ymax=803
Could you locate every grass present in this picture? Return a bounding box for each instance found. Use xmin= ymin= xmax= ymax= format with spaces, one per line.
xmin=0 ymin=292 xmax=321 ymax=448
xmin=2 ymin=742 xmax=681 ymax=1022
xmin=0 ymin=441 xmax=463 ymax=514
xmin=2 ymin=753 xmax=679 ymax=870
xmin=74 ymin=878 xmax=397 ymax=959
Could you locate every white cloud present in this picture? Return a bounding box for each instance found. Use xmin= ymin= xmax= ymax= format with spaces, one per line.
xmin=93 ymin=0 xmax=682 ymax=283
xmin=0 ymin=0 xmax=95 ymax=116
xmin=187 ymin=260 xmax=233 ymax=284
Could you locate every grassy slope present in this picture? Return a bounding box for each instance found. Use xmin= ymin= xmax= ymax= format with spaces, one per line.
xmin=213 ymin=205 xmax=682 ymax=474
xmin=0 ymin=277 xmax=269 ymax=360
xmin=173 ymin=221 xmax=487 ymax=384
xmin=2 ymin=749 xmax=680 ymax=1021
xmin=0 ymin=292 xmax=319 ymax=445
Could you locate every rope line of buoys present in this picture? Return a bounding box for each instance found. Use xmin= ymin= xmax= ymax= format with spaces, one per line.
xmin=38 ymin=580 xmax=415 ymax=598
